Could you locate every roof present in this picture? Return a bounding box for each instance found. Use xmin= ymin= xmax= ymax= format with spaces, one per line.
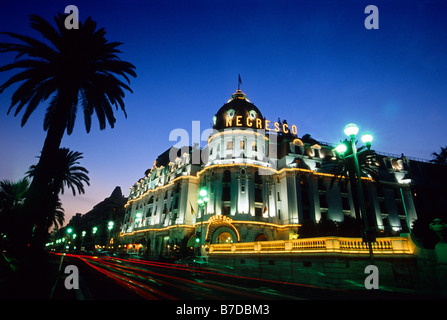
xmin=213 ymin=89 xmax=264 ymax=130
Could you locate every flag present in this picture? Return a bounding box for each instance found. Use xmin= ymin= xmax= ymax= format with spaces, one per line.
xmin=263 ymin=205 xmax=268 ymax=214
xmin=190 ymin=201 xmax=195 ymax=215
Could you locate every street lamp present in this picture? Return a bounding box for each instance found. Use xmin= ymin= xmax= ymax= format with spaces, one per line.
xmin=343 ymin=123 xmax=359 ymax=137
xmin=337 ymin=123 xmax=375 ymax=263
xmin=197 ymin=188 xmax=208 ymax=256
xmin=107 ymin=221 xmax=114 ymax=250
xmin=81 ymin=231 xmax=86 ymax=252
xmin=92 ymin=226 xmax=98 ymax=251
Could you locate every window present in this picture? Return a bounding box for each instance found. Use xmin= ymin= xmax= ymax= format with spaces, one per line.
xmin=227 ymin=141 xmax=233 ymax=150
xmin=252 ymin=142 xmax=257 ymax=151
xmin=300 ymin=175 xmax=310 ymax=219
xmin=249 ymin=110 xmax=257 ymax=119
xmin=240 ymin=140 xmax=245 ymax=149
xmin=222 ymin=205 xmax=230 ymax=216
xmin=342 ymin=195 xmax=350 ymax=211
xmin=223 ymin=170 xmax=231 ymax=183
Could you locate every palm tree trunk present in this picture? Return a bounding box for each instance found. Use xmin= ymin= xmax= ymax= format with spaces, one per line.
xmin=25 ymin=96 xmax=71 ymax=252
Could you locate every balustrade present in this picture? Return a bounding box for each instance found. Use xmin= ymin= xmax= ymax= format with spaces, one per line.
xmin=209 ymin=236 xmax=413 ymax=255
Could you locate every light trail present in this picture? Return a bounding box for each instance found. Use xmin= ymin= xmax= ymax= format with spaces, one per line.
xmin=52 ymin=252 xmax=350 ymax=299
xmin=80 ymin=255 xmax=268 ymax=299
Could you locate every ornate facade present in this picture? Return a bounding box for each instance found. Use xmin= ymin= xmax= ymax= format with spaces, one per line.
xmin=120 ymin=89 xmax=419 ymax=258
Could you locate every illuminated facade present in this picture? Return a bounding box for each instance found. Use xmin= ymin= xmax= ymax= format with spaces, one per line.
xmin=120 ymin=89 xmax=419 ymax=258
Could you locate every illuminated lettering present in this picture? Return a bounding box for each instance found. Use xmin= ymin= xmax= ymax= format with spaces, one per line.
xmin=291 ymin=125 xmax=297 ymax=135
xmin=274 ymin=122 xmax=280 ymax=132
xmin=222 ymin=115 xmax=297 ymax=134
xmin=265 ymin=120 xmax=271 ymax=131
xmin=236 ymin=115 xmax=242 ymax=126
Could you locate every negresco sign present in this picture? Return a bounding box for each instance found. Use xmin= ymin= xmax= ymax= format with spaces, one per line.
xmin=225 ymin=116 xmax=298 ymax=135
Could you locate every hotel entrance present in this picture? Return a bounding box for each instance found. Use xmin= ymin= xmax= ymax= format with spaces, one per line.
xmin=216 ymin=231 xmax=234 ymax=244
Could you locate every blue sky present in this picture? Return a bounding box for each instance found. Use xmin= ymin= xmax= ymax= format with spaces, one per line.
xmin=1 ymin=0 xmax=446 ymax=225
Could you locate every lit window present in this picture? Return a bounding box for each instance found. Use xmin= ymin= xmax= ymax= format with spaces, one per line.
xmin=227 ymin=141 xmax=233 ymax=150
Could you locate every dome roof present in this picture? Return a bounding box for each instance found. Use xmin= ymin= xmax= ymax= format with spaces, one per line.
xmin=213 ymin=89 xmax=264 ymax=130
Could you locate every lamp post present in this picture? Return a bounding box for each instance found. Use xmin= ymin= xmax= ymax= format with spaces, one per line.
xmin=337 ymin=123 xmax=375 ymax=264
xmin=81 ymin=230 xmax=86 ymax=252
xmin=66 ymin=227 xmax=73 ymax=252
xmin=108 ymin=221 xmax=114 ymax=251
xmin=197 ymin=188 xmax=209 ymax=256
xmin=92 ymin=226 xmax=98 ymax=251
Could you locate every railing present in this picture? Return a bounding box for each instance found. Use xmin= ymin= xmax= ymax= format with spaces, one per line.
xmin=209 ymin=236 xmax=414 ymax=255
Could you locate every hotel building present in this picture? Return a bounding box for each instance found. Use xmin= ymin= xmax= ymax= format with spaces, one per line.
xmin=120 ymin=89 xmax=420 ymax=257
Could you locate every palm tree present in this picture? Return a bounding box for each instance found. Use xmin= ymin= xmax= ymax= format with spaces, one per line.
xmin=43 ymin=193 xmax=65 ymax=231
xmin=430 ymin=146 xmax=447 ymax=165
xmin=0 ymin=14 xmax=136 ymax=248
xmin=26 ymin=148 xmax=89 ymax=231
xmin=27 ymin=148 xmax=90 ymax=196
xmin=329 ymin=139 xmax=379 ymax=225
xmin=0 ymin=178 xmax=29 ymax=215
xmin=0 ymin=177 xmax=64 ymax=253
xmin=0 ymin=178 xmax=30 ymax=253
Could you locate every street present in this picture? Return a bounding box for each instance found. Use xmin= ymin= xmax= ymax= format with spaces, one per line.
xmin=52 ymin=253 xmax=438 ymax=300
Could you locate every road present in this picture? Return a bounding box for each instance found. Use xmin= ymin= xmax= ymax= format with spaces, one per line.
xmin=53 ymin=253 xmax=439 ymax=300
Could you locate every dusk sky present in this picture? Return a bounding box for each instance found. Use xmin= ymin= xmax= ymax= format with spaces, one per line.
xmin=1 ymin=0 xmax=446 ymax=226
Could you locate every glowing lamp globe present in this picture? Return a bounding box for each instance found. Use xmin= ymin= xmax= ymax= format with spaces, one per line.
xmin=336 ymin=143 xmax=347 ymax=154
xmin=199 ymin=189 xmax=208 ymax=197
xmin=344 ymin=123 xmax=359 ymax=137
xmin=361 ymin=134 xmax=373 ymax=144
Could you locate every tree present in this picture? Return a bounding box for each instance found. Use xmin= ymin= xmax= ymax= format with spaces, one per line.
xmin=0 ymin=14 xmax=136 ymax=249
xmin=0 ymin=178 xmax=30 ymax=249
xmin=430 ymin=146 xmax=447 ymax=165
xmin=329 ymin=139 xmax=379 ymax=233
xmin=26 ymin=148 xmax=90 ymax=230
xmin=27 ymin=148 xmax=90 ymax=196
